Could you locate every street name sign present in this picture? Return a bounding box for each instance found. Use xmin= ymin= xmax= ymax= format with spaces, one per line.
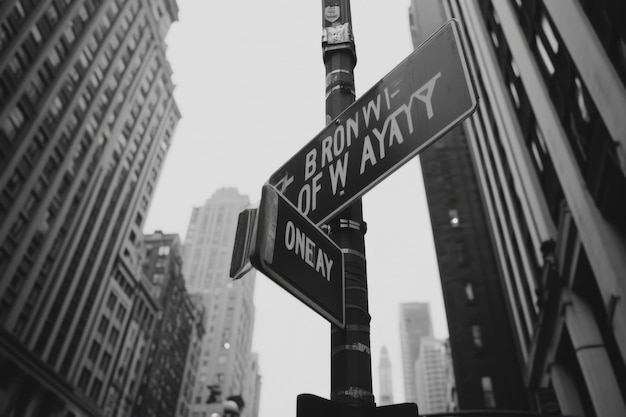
xmin=269 ymin=19 xmax=478 ymax=225
xmin=230 ymin=206 xmax=258 ymax=281
xmin=250 ymin=184 xmax=345 ymax=328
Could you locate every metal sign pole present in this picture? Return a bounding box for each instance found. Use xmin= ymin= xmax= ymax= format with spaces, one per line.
xmin=322 ymin=0 xmax=374 ymax=408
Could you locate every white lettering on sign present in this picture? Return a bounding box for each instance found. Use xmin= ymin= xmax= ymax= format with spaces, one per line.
xmin=360 ymin=108 xmax=407 ymax=174
xmin=287 ymin=71 xmax=443 ymax=217
xmin=415 ymin=72 xmax=441 ymax=119
xmin=284 ymin=220 xmax=334 ymax=281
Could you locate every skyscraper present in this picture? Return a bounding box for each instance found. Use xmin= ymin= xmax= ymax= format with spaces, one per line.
xmin=421 ymin=0 xmax=626 ymax=415
xmin=398 ymin=302 xmax=432 ymax=404
xmin=0 ymin=0 xmax=180 ymax=415
xmin=409 ymin=0 xmax=529 ymax=411
xmin=377 ymin=345 xmax=393 ymax=406
xmin=414 ymin=337 xmax=448 ymax=414
xmin=134 ymin=232 xmax=204 ymax=417
xmin=182 ymin=188 xmax=260 ymax=417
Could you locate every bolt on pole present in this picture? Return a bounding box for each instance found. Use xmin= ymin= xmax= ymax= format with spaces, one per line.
xmin=321 ymin=0 xmax=375 ymax=408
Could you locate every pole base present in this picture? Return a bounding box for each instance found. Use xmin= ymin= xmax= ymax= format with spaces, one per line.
xmin=296 ymin=394 xmax=418 ymax=417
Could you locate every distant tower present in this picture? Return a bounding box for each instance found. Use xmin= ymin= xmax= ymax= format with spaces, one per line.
xmin=399 ymin=302 xmax=433 ymax=403
xmin=415 ymin=337 xmax=448 ymax=413
xmin=182 ymin=188 xmax=260 ymax=417
xmin=378 ymin=346 xmax=394 ymax=406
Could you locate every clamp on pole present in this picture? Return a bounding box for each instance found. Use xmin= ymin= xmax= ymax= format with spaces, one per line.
xmin=339 ymin=218 xmax=367 ymax=234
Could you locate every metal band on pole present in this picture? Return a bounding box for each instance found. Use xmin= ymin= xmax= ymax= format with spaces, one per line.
xmin=322 ymin=0 xmax=374 ymax=409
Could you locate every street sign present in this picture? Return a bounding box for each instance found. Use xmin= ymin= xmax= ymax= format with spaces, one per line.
xmin=269 ymin=19 xmax=478 ymax=225
xmin=230 ymin=206 xmax=258 ymax=280
xmin=297 ymin=394 xmax=419 ymax=417
xmin=250 ymin=184 xmax=345 ymax=328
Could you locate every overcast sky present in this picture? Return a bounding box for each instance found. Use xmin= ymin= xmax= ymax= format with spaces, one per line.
xmin=143 ymin=1 xmax=449 ymax=416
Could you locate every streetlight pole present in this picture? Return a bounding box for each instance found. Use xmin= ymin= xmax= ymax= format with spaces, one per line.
xmin=321 ymin=0 xmax=374 ymax=409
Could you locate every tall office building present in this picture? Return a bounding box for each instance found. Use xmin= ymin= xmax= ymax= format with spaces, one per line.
xmin=182 ymin=188 xmax=260 ymax=417
xmin=377 ymin=346 xmax=394 ymax=406
xmin=409 ymin=0 xmax=530 ymax=411
xmin=246 ymin=353 xmax=262 ymax=417
xmin=442 ymin=339 xmax=457 ymax=412
xmin=398 ymin=302 xmax=432 ymax=404
xmin=0 ymin=0 xmax=180 ymax=415
xmin=429 ymin=0 xmax=626 ymax=415
xmin=134 ymin=232 xmax=204 ymax=417
xmin=177 ymin=293 xmax=206 ymax=417
xmin=414 ymin=337 xmax=448 ymax=414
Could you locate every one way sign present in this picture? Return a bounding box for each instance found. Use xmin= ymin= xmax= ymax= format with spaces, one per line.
xmin=249 ymin=184 xmax=345 ymax=328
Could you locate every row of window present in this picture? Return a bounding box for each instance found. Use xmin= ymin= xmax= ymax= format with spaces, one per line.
xmin=1 ymin=1 xmax=178 ymax=410
xmin=473 ymin=1 xmax=547 ymax=348
xmin=60 ymin=86 xmax=175 ymax=399
xmin=0 ymin=0 xmax=135 ymax=229
xmin=11 ymin=0 xmax=158 ymax=366
xmin=0 ymin=0 xmax=143 ymax=338
xmin=512 ymin=0 xmax=626 ymax=235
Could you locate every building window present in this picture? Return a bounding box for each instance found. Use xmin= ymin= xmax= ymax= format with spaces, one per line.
xmin=48 ymin=48 xmax=61 ymax=67
xmin=78 ymin=367 xmax=91 ymax=390
xmin=98 ymin=316 xmax=109 ymax=335
xmin=573 ymin=77 xmax=591 ymax=123
xmin=481 ymin=376 xmax=496 ymax=407
xmin=116 ymin=305 xmax=126 ymax=322
xmin=490 ymin=30 xmax=499 ymax=48
xmin=158 ymin=245 xmax=170 ymax=256
xmin=471 ymin=325 xmax=483 ymax=348
xmin=100 ymin=352 xmax=112 ymax=372
xmin=78 ymin=4 xmax=89 ymax=22
xmin=46 ymin=4 xmax=59 ymax=25
xmin=7 ymin=53 xmax=24 ymax=78
xmin=88 ymin=341 xmax=101 ymax=362
xmin=90 ymin=378 xmax=102 ymax=400
xmin=106 ymin=293 xmax=117 ymax=310
xmin=465 ymin=282 xmax=474 ymax=301
xmin=510 ymin=59 xmax=520 ymax=80
xmin=448 ymin=209 xmax=459 ymax=227
xmin=2 ymin=107 xmax=25 ymax=139
xmin=541 ymin=16 xmax=559 ymax=54
xmin=30 ymin=25 xmax=42 ymax=44
xmin=536 ymin=35 xmax=555 ymax=76
xmin=63 ymin=24 xmax=76 ymax=44
xmin=109 ymin=327 xmax=119 ymax=345
xmin=509 ymin=82 xmax=521 ymax=108
xmin=531 ymin=140 xmax=545 ymax=173
xmin=152 ymin=273 xmax=164 ymax=284
xmin=454 ymin=241 xmax=467 ymax=265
